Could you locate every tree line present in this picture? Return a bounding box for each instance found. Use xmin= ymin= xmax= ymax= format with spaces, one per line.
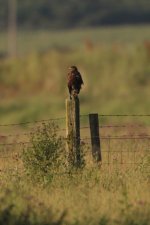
xmin=0 ymin=0 xmax=150 ymax=29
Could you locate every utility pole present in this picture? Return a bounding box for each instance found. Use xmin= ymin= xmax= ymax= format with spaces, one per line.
xmin=8 ymin=0 xmax=17 ymax=58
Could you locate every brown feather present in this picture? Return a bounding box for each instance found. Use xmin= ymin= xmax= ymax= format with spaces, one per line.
xmin=67 ymin=66 xmax=84 ymax=97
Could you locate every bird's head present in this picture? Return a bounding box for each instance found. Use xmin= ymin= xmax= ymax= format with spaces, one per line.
xmin=68 ymin=66 xmax=78 ymax=72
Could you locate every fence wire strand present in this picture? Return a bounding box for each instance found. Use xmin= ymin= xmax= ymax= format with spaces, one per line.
xmin=0 ymin=114 xmax=149 ymax=170
xmin=0 ymin=135 xmax=150 ymax=146
xmin=0 ymin=117 xmax=65 ymax=127
xmin=80 ymin=114 xmax=150 ymax=117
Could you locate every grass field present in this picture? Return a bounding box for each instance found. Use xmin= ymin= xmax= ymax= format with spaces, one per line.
xmin=0 ymin=45 xmax=150 ymax=125
xmin=0 ymin=136 xmax=150 ymax=225
xmin=0 ymin=25 xmax=150 ymax=54
xmin=0 ymin=25 xmax=150 ymax=225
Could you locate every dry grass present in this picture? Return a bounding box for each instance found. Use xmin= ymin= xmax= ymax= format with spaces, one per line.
xmin=0 ymin=25 xmax=150 ymax=224
xmin=0 ymin=132 xmax=150 ymax=224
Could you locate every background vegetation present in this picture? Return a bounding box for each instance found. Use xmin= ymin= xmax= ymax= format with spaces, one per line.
xmin=0 ymin=0 xmax=150 ymax=29
xmin=0 ymin=0 xmax=150 ymax=222
xmin=0 ymin=26 xmax=150 ymax=125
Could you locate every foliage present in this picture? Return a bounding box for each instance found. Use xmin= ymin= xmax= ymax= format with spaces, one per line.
xmin=0 ymin=0 xmax=150 ymax=29
xmin=0 ymin=28 xmax=150 ymax=125
xmin=22 ymin=122 xmax=65 ymax=182
xmin=0 ymin=191 xmax=65 ymax=225
xmin=0 ymin=164 xmax=150 ymax=225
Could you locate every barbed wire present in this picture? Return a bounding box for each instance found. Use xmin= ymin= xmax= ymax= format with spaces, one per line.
xmin=0 ymin=124 xmax=149 ymax=139
xmin=81 ymin=124 xmax=150 ymax=129
xmin=0 ymin=114 xmax=149 ymax=145
xmin=0 ymin=113 xmax=149 ymax=127
xmin=98 ymin=114 xmax=150 ymax=117
xmin=0 ymin=114 xmax=149 ymax=174
xmin=80 ymin=114 xmax=150 ymax=117
xmin=0 ymin=117 xmax=65 ymax=127
xmin=81 ymin=135 xmax=150 ymax=140
xmin=0 ymin=135 xmax=150 ymax=146
xmin=1 ymin=150 xmax=149 ymax=158
xmin=101 ymin=134 xmax=150 ymax=138
xmin=0 ymin=128 xmax=66 ymax=139
xmin=100 ymin=125 xmax=149 ymax=128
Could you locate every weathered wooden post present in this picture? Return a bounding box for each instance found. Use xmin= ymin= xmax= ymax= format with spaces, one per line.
xmin=89 ymin=113 xmax=102 ymax=162
xmin=66 ymin=98 xmax=74 ymax=165
xmin=66 ymin=97 xmax=81 ymax=166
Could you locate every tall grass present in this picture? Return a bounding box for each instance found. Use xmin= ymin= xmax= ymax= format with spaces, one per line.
xmin=0 ymin=158 xmax=149 ymax=225
xmin=0 ymin=121 xmax=150 ymax=224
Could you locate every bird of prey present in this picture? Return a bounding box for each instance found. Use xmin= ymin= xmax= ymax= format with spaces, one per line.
xmin=67 ymin=66 xmax=84 ymax=99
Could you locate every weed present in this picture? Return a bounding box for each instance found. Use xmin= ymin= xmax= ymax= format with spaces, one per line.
xmin=22 ymin=122 xmax=65 ymax=183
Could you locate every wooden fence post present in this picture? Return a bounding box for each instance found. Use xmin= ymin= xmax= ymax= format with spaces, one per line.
xmin=66 ymin=97 xmax=81 ymax=166
xmin=89 ymin=113 xmax=102 ymax=162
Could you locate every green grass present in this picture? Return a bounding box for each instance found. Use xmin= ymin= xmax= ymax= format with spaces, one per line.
xmin=0 ymin=37 xmax=150 ymax=125
xmin=0 ymin=25 xmax=150 ymax=54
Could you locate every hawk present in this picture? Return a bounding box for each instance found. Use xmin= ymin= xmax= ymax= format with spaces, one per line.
xmin=67 ymin=66 xmax=84 ymax=99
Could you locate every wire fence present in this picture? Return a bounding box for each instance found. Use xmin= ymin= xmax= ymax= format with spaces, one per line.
xmin=0 ymin=114 xmax=150 ymax=143
xmin=0 ymin=117 xmax=65 ymax=127
xmin=0 ymin=114 xmax=150 ymax=174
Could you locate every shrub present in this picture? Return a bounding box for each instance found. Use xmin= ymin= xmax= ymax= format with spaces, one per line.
xmin=22 ymin=122 xmax=65 ymax=182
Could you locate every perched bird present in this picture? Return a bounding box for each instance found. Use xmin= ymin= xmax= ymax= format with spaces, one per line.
xmin=67 ymin=66 xmax=84 ymax=99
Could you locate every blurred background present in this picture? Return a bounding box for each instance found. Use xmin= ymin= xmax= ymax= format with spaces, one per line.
xmin=0 ymin=0 xmax=150 ymax=126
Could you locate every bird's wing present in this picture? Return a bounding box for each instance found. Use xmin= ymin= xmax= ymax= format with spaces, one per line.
xmin=77 ymin=72 xmax=84 ymax=85
xmin=67 ymin=72 xmax=75 ymax=86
